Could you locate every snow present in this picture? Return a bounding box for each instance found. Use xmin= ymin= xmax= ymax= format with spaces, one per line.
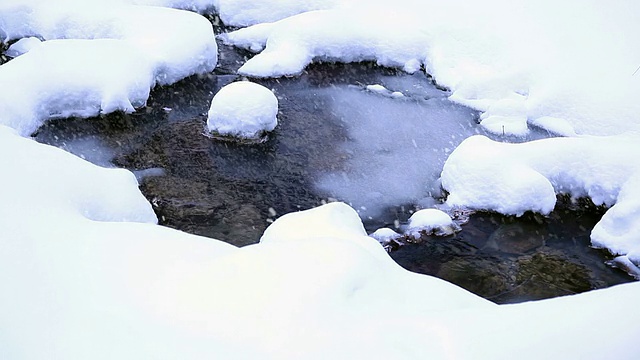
xmin=226 ymin=8 xmax=427 ymax=77
xmin=370 ymin=227 xmax=402 ymax=243
xmin=4 ymin=36 xmax=41 ymax=57
xmin=406 ymin=208 xmax=460 ymax=238
xmin=2 ymin=0 xmax=640 ymax=358
xmin=207 ymin=81 xmax=278 ymax=139
xmin=441 ymin=134 xmax=640 ymax=264
xmin=366 ymin=84 xmax=405 ymax=98
xmin=0 ymin=0 xmax=217 ymax=135
xmin=222 ymin=0 xmax=640 ymax=137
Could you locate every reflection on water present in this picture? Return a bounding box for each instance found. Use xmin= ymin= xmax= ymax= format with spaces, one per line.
xmin=32 ymin=57 xmax=634 ymax=301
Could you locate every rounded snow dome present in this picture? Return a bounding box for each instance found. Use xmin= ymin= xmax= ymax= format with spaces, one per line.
xmin=207 ymin=81 xmax=278 ymax=140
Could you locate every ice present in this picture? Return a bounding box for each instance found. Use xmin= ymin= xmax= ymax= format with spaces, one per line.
xmin=207 ymin=81 xmax=278 ymax=140
xmin=314 ymin=80 xmax=482 ymax=216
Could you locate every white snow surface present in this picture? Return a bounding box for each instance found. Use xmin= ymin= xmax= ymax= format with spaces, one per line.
xmin=0 ymin=0 xmax=217 ymax=135
xmin=406 ymin=208 xmax=459 ymax=237
xmin=207 ymin=81 xmax=278 ymax=139
xmin=442 ymin=134 xmax=640 ymax=264
xmin=2 ymin=0 xmax=640 ymax=358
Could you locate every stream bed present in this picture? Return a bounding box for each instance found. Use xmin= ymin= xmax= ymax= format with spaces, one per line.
xmin=32 ymin=39 xmax=633 ymax=304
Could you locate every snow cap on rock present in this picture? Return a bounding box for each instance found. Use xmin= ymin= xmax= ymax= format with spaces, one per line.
xmin=406 ymin=208 xmax=460 ymax=238
xmin=207 ymin=81 xmax=278 ymax=140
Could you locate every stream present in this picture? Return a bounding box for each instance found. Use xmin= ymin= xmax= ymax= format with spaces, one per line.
xmin=31 ymin=32 xmax=633 ymax=304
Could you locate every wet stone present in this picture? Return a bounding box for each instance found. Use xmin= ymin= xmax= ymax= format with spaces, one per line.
xmin=437 ymin=256 xmax=512 ymax=299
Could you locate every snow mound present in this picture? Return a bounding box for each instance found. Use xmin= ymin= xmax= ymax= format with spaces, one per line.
xmin=370 ymin=227 xmax=402 ymax=243
xmin=370 ymin=227 xmax=403 ymax=250
xmin=406 ymin=208 xmax=460 ymax=238
xmin=226 ymin=9 xmax=427 ymax=77
xmin=441 ymin=134 xmax=640 ymax=267
xmin=0 ymin=125 xmax=156 ymax=225
xmin=0 ymin=1 xmax=217 ymax=135
xmin=207 ymin=81 xmax=278 ymax=140
xmin=4 ymin=36 xmax=41 ymax=57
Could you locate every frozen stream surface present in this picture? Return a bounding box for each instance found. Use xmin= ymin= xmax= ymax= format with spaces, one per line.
xmin=34 ymin=53 xmax=633 ymax=303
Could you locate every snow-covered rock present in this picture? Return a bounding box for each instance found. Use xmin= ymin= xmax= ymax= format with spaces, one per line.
xmin=4 ymin=36 xmax=41 ymax=57
xmin=0 ymin=1 xmax=217 ymax=135
xmin=406 ymin=208 xmax=460 ymax=238
xmin=366 ymin=84 xmax=405 ymax=98
xmin=207 ymin=81 xmax=278 ymax=140
xmin=370 ymin=227 xmax=404 ymax=250
xmin=441 ymin=134 xmax=640 ymax=268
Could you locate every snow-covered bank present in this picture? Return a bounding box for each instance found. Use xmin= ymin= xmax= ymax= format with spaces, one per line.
xmin=0 ymin=0 xmax=217 ymax=135
xmin=2 ymin=183 xmax=640 ymax=358
xmin=442 ymin=135 xmax=640 ymax=267
xmin=2 ymin=0 xmax=640 ymax=358
xmin=222 ymin=0 xmax=640 ymax=137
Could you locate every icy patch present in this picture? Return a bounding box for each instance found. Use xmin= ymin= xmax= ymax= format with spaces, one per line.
xmin=406 ymin=208 xmax=460 ymax=238
xmin=207 ymin=81 xmax=278 ymax=140
xmin=314 ymin=82 xmax=482 ymax=216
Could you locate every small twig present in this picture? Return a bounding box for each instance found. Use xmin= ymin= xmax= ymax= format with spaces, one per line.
xmin=633 ymin=64 xmax=640 ymax=76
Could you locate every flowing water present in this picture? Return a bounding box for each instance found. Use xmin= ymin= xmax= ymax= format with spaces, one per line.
xmin=31 ymin=39 xmax=633 ymax=303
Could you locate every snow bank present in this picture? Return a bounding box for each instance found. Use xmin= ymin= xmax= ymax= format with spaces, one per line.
xmin=0 ymin=125 xmax=156 ymax=224
xmin=223 ymin=8 xmax=427 ymax=77
xmin=0 ymin=0 xmax=217 ymax=135
xmin=221 ymin=0 xmax=640 ymax=137
xmin=442 ymin=134 xmax=640 ymax=265
xmin=207 ymin=81 xmax=278 ymax=140
xmin=4 ymin=179 xmax=640 ymax=358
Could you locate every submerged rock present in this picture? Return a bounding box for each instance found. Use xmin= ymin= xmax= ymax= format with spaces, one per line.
xmin=484 ymin=222 xmax=546 ymax=255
